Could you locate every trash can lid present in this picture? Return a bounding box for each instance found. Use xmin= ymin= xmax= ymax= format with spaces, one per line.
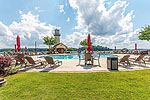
xmin=107 ymin=56 xmax=118 ymax=60
xmin=107 ymin=56 xmax=118 ymax=58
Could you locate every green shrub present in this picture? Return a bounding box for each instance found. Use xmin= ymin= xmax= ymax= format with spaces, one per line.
xmin=47 ymin=48 xmax=54 ymax=51
xmin=7 ymin=51 xmax=11 ymax=54
xmin=6 ymin=65 xmax=19 ymax=75
xmin=47 ymin=49 xmax=50 ymax=51
xmin=67 ymin=48 xmax=73 ymax=51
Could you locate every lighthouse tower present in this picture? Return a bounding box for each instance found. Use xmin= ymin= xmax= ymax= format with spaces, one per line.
xmin=53 ymin=29 xmax=67 ymax=53
xmin=54 ymin=29 xmax=60 ymax=44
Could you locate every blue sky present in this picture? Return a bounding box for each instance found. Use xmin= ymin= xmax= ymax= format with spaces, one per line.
xmin=0 ymin=0 xmax=77 ymax=38
xmin=0 ymin=0 xmax=150 ymax=49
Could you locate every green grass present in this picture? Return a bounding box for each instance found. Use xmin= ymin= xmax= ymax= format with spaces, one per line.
xmin=1 ymin=70 xmax=150 ymax=100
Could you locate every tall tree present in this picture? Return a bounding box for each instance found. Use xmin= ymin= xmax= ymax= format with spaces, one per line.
xmin=139 ymin=25 xmax=150 ymax=41
xmin=80 ymin=39 xmax=93 ymax=48
xmin=80 ymin=39 xmax=87 ymax=47
xmin=43 ymin=36 xmax=57 ymax=50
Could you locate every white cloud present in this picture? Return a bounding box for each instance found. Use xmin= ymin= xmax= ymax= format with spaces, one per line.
xmin=62 ymin=0 xmax=148 ymax=49
xmin=19 ymin=10 xmax=23 ymax=14
xmin=35 ymin=6 xmax=40 ymax=10
xmin=69 ymin=0 xmax=134 ymax=36
xmin=0 ymin=11 xmax=57 ymax=48
xmin=0 ymin=22 xmax=14 ymax=47
xmin=62 ymin=32 xmax=87 ymax=47
xmin=62 ymin=29 xmax=148 ymax=49
xmin=59 ymin=5 xmax=65 ymax=14
xmin=106 ymin=1 xmax=111 ymax=5
xmin=66 ymin=17 xmax=70 ymax=22
xmin=65 ymin=2 xmax=68 ymax=6
xmin=34 ymin=6 xmax=45 ymax=13
xmin=0 ymin=22 xmax=13 ymax=37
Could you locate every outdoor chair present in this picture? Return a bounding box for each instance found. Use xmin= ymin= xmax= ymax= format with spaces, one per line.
xmin=129 ymin=55 xmax=146 ymax=65
xmin=13 ymin=56 xmax=27 ymax=67
xmin=29 ymin=53 xmax=34 ymax=56
xmin=44 ymin=57 xmax=62 ymax=67
xmin=17 ymin=54 xmax=24 ymax=59
xmin=133 ymin=51 xmax=139 ymax=55
xmin=85 ymin=53 xmax=93 ymax=65
xmin=25 ymin=52 xmax=29 ymax=55
xmin=143 ymin=56 xmax=150 ymax=64
xmin=78 ymin=53 xmax=85 ymax=65
xmin=119 ymin=55 xmax=130 ymax=65
xmin=92 ymin=53 xmax=101 ymax=67
xmin=24 ymin=56 xmax=44 ymax=67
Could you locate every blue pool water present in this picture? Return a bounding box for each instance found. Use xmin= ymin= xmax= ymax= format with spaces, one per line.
xmin=40 ymin=54 xmax=117 ymax=59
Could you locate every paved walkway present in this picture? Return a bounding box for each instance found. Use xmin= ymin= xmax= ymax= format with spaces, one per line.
xmin=19 ymin=54 xmax=150 ymax=73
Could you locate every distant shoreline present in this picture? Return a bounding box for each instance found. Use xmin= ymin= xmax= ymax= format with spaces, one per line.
xmin=0 ymin=48 xmax=149 ymax=53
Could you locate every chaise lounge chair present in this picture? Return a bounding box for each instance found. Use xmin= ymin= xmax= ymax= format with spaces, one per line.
xmin=119 ymin=55 xmax=130 ymax=65
xmin=129 ymin=55 xmax=146 ymax=65
xmin=24 ymin=56 xmax=44 ymax=67
xmin=17 ymin=54 xmax=25 ymax=59
xmin=143 ymin=56 xmax=150 ymax=65
xmin=44 ymin=57 xmax=62 ymax=67
xmin=14 ymin=56 xmax=27 ymax=67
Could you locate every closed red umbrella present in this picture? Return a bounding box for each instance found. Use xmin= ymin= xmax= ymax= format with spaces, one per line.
xmin=135 ymin=43 xmax=137 ymax=51
xmin=25 ymin=47 xmax=27 ymax=52
xmin=51 ymin=47 xmax=52 ymax=51
xmin=17 ymin=35 xmax=21 ymax=51
xmin=78 ymin=48 xmax=80 ymax=53
xmin=78 ymin=48 xmax=80 ymax=51
xmin=15 ymin=44 xmax=17 ymax=52
xmin=87 ymin=34 xmax=91 ymax=52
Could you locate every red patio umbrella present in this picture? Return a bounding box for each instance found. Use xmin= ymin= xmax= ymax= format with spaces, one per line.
xmin=51 ymin=47 xmax=52 ymax=51
xmin=78 ymin=48 xmax=80 ymax=51
xmin=17 ymin=35 xmax=21 ymax=52
xmin=78 ymin=48 xmax=80 ymax=53
xmin=25 ymin=47 xmax=27 ymax=52
xmin=15 ymin=44 xmax=17 ymax=52
xmin=87 ymin=34 xmax=91 ymax=52
xmin=135 ymin=43 xmax=137 ymax=51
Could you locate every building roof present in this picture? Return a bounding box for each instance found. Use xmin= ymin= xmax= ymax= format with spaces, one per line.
xmin=53 ymin=43 xmax=67 ymax=48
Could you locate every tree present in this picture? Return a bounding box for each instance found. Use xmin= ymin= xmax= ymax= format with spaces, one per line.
xmin=43 ymin=36 xmax=57 ymax=49
xmin=139 ymin=25 xmax=150 ymax=41
xmin=67 ymin=48 xmax=73 ymax=51
xmin=80 ymin=39 xmax=93 ymax=47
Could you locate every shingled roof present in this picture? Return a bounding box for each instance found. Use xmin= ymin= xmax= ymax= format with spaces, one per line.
xmin=53 ymin=43 xmax=67 ymax=48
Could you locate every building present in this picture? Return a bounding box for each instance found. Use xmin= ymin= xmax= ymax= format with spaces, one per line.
xmin=53 ymin=29 xmax=67 ymax=53
xmin=54 ymin=29 xmax=60 ymax=43
xmin=53 ymin=43 xmax=67 ymax=53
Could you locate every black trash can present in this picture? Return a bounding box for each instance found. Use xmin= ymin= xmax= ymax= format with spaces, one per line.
xmin=107 ymin=57 xmax=118 ymax=70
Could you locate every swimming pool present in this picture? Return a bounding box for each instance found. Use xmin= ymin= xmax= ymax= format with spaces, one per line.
xmin=40 ymin=54 xmax=117 ymax=59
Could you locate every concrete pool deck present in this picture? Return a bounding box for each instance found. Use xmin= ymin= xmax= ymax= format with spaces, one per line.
xmin=19 ymin=54 xmax=150 ymax=73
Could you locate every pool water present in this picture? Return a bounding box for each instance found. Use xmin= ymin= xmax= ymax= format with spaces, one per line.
xmin=40 ymin=54 xmax=117 ymax=59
